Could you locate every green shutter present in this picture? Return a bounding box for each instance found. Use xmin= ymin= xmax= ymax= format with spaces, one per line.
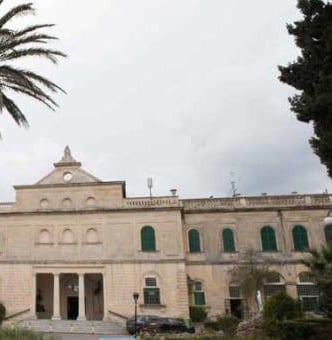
xmin=141 ymin=226 xmax=156 ymax=251
xmin=293 ymin=225 xmax=309 ymax=251
xmin=188 ymin=229 xmax=201 ymax=253
xmin=222 ymin=228 xmax=236 ymax=252
xmin=325 ymin=225 xmax=332 ymax=244
xmin=194 ymin=292 xmax=206 ymax=305
xmin=261 ymin=226 xmax=277 ymax=251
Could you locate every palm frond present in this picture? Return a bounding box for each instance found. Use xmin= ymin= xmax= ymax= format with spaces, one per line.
xmin=1 ymin=93 xmax=28 ymax=126
xmin=14 ymin=24 xmax=55 ymax=37
xmin=1 ymin=48 xmax=66 ymax=64
xmin=0 ymin=65 xmax=59 ymax=107
xmin=0 ymin=1 xmax=66 ymax=128
xmin=0 ymin=3 xmax=34 ymax=29
xmin=22 ymin=70 xmax=66 ymax=93
xmin=7 ymin=85 xmax=55 ymax=110
xmin=0 ymin=34 xmax=60 ymax=53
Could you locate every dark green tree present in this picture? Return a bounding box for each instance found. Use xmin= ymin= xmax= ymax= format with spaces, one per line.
xmin=0 ymin=1 xmax=65 ymax=132
xmin=302 ymin=243 xmax=332 ymax=316
xmin=279 ymin=0 xmax=332 ymax=177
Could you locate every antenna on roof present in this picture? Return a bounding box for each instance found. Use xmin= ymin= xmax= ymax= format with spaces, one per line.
xmin=230 ymin=172 xmax=240 ymax=198
xmin=147 ymin=177 xmax=153 ymax=199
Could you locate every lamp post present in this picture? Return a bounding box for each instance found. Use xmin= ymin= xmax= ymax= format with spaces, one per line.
xmin=323 ymin=210 xmax=332 ymax=226
xmin=133 ymin=292 xmax=139 ymax=337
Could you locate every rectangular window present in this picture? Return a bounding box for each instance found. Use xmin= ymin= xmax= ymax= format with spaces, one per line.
xmin=143 ymin=288 xmax=160 ymax=305
xmin=264 ymin=284 xmax=286 ymax=297
xmin=297 ymin=284 xmax=319 ymax=311
xmin=229 ymin=286 xmax=241 ymax=298
xmin=301 ymin=297 xmax=319 ymax=311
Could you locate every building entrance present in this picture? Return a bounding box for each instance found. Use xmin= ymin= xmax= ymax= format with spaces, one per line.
xmin=67 ymin=296 xmax=79 ymax=320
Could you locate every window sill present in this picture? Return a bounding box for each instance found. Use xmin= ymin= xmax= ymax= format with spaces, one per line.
xmin=139 ymin=250 xmax=160 ymax=253
xmin=139 ymin=304 xmax=166 ymax=309
xmin=58 ymin=242 xmax=78 ymax=245
xmin=186 ymin=251 xmax=204 ymax=254
xmin=82 ymin=241 xmax=102 ymax=245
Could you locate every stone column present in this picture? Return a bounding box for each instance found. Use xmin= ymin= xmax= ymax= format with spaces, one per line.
xmin=52 ymin=273 xmax=61 ymax=320
xmin=103 ymin=273 xmax=108 ymax=320
xmin=31 ymin=273 xmax=37 ymax=319
xmin=78 ymin=273 xmax=86 ymax=320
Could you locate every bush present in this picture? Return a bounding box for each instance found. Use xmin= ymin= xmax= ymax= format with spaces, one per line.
xmin=0 ymin=328 xmax=44 ymax=340
xmin=0 ymin=304 xmax=5 ymax=326
xmin=263 ymin=291 xmax=302 ymax=336
xmin=277 ymin=319 xmax=332 ymax=340
xmin=189 ymin=306 xmax=207 ymax=323
xmin=205 ymin=315 xmax=240 ymax=337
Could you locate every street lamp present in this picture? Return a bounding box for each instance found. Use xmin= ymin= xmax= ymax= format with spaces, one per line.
xmin=133 ymin=292 xmax=139 ymax=337
xmin=323 ymin=210 xmax=332 ymax=226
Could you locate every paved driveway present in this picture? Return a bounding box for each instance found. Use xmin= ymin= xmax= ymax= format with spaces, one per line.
xmin=45 ymin=335 xmax=133 ymax=340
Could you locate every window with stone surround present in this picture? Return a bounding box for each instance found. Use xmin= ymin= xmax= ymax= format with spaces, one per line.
xmin=188 ymin=229 xmax=201 ymax=253
xmin=143 ymin=276 xmax=160 ymax=305
xmin=292 ymin=225 xmax=309 ymax=251
xmin=264 ymin=271 xmax=285 ymax=297
xmin=297 ymin=272 xmax=319 ymax=311
xmin=141 ymin=226 xmax=156 ymax=251
xmin=261 ymin=226 xmax=278 ymax=252
xmin=189 ymin=280 xmax=206 ymax=306
xmin=222 ymin=228 xmax=236 ymax=252
xmin=325 ymin=224 xmax=332 ymax=244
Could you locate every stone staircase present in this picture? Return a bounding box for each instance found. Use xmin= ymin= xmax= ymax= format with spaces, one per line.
xmin=16 ymin=319 xmax=127 ymax=335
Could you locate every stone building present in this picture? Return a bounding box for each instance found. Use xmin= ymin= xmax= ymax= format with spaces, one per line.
xmin=0 ymin=146 xmax=331 ymax=323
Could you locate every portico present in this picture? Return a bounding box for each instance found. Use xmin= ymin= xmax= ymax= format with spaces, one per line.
xmin=32 ymin=267 xmax=106 ymax=321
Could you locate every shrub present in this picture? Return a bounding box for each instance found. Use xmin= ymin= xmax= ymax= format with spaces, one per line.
xmin=0 ymin=328 xmax=44 ymax=340
xmin=0 ymin=304 xmax=5 ymax=326
xmin=205 ymin=315 xmax=240 ymax=337
xmin=189 ymin=306 xmax=207 ymax=322
xmin=263 ymin=291 xmax=302 ymax=336
xmin=277 ymin=319 xmax=332 ymax=340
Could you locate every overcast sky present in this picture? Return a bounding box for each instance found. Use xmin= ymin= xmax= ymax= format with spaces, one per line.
xmin=0 ymin=0 xmax=331 ymax=201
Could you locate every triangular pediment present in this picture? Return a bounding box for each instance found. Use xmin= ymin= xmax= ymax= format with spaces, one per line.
xmin=35 ymin=146 xmax=101 ymax=185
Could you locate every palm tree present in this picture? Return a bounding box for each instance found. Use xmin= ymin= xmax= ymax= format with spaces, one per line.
xmin=0 ymin=1 xmax=65 ymax=131
xmin=302 ymin=243 xmax=332 ymax=316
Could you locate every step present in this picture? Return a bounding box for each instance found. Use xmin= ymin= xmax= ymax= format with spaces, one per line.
xmin=16 ymin=319 xmax=127 ymax=335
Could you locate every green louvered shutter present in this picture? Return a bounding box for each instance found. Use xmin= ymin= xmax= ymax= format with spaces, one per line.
xmin=141 ymin=226 xmax=156 ymax=251
xmin=222 ymin=228 xmax=236 ymax=252
xmin=194 ymin=292 xmax=206 ymax=305
xmin=293 ymin=225 xmax=309 ymax=251
xmin=325 ymin=225 xmax=332 ymax=244
xmin=261 ymin=226 xmax=277 ymax=251
xmin=188 ymin=229 xmax=201 ymax=253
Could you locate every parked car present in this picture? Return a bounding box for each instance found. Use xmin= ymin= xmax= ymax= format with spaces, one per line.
xmin=126 ymin=315 xmax=163 ymax=335
xmin=153 ymin=317 xmax=195 ymax=334
xmin=127 ymin=315 xmax=195 ymax=335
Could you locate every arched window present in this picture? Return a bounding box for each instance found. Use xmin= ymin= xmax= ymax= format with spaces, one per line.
xmin=292 ymin=225 xmax=309 ymax=251
xmin=325 ymin=224 xmax=332 ymax=244
xmin=222 ymin=228 xmax=236 ymax=252
xmin=261 ymin=226 xmax=277 ymax=252
xmin=188 ymin=229 xmax=201 ymax=253
xmin=264 ymin=271 xmax=285 ymax=297
xmin=141 ymin=226 xmax=156 ymax=251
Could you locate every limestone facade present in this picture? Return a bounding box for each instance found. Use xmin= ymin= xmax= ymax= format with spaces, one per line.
xmin=0 ymin=147 xmax=331 ymax=321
